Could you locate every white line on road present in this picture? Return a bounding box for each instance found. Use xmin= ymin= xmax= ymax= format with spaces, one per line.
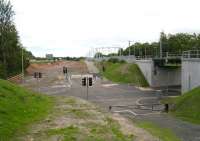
xmin=112 ymin=109 xmax=161 ymax=116
xmin=113 ymin=110 xmax=138 ymax=116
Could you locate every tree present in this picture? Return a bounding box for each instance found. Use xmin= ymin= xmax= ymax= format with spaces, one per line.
xmin=94 ymin=52 xmax=104 ymax=58
xmin=121 ymin=32 xmax=200 ymax=58
xmin=0 ymin=0 xmax=33 ymax=79
xmin=0 ymin=0 xmax=15 ymax=78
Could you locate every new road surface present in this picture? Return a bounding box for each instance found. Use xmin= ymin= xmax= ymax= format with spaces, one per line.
xmin=23 ymin=61 xmax=200 ymax=141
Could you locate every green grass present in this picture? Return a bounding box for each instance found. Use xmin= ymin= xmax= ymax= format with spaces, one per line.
xmin=136 ymin=121 xmax=180 ymax=141
xmin=47 ymin=117 xmax=134 ymax=141
xmin=97 ymin=62 xmax=149 ymax=87
xmin=162 ymin=87 xmax=200 ymax=124
xmin=0 ymin=79 xmax=54 ymax=140
xmin=68 ymin=108 xmax=91 ymax=118
xmin=48 ymin=125 xmax=79 ymax=141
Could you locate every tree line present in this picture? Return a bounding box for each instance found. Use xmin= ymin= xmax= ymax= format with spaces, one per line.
xmin=122 ymin=32 xmax=200 ymax=57
xmin=94 ymin=32 xmax=200 ymax=58
xmin=0 ymin=0 xmax=34 ymax=79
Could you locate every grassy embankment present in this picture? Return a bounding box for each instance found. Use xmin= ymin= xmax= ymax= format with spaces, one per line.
xmin=96 ymin=61 xmax=149 ymax=87
xmin=0 ymin=79 xmax=53 ymax=140
xmin=162 ymin=87 xmax=200 ymax=124
xmin=0 ymin=79 xmax=135 ymax=141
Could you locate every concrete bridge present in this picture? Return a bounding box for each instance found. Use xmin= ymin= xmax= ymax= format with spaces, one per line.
xmin=92 ymin=50 xmax=200 ymax=94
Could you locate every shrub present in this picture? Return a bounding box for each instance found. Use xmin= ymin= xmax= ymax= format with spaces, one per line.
xmin=108 ymin=58 xmax=126 ymax=63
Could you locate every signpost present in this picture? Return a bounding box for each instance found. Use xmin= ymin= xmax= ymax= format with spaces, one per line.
xmin=82 ymin=76 xmax=93 ymax=100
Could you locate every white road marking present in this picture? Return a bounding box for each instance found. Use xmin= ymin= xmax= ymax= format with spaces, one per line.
xmin=135 ymin=86 xmax=154 ymax=91
xmin=102 ymin=84 xmax=119 ymax=87
xmin=71 ymin=74 xmax=93 ymax=78
xmin=135 ymin=97 xmax=158 ymax=106
xmin=51 ymin=85 xmax=67 ymax=88
xmin=113 ymin=110 xmax=161 ymax=116
xmin=71 ymin=75 xmax=82 ymax=78
xmin=113 ymin=110 xmax=138 ymax=116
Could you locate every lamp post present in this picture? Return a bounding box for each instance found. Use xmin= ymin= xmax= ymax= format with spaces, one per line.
xmin=21 ymin=47 xmax=24 ymax=83
xmin=21 ymin=47 xmax=26 ymax=83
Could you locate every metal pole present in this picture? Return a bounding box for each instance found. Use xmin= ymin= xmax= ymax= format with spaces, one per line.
xmin=167 ymin=71 xmax=169 ymax=92
xmin=37 ymin=77 xmax=40 ymax=93
xmin=134 ymin=45 xmax=136 ymax=56
xmin=129 ymin=41 xmax=131 ymax=56
xmin=86 ymin=77 xmax=89 ymax=100
xmin=22 ymin=47 xmax=24 ymax=83
xmin=145 ymin=47 xmax=147 ymax=59
xmin=160 ymin=32 xmax=163 ymax=58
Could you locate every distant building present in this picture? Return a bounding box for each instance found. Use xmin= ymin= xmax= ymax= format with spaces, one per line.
xmin=46 ymin=54 xmax=53 ymax=60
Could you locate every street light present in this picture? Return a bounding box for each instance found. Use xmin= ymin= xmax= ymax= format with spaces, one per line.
xmin=21 ymin=46 xmax=26 ymax=83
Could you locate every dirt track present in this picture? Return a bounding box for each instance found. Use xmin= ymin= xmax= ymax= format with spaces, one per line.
xmin=26 ymin=61 xmax=88 ymax=75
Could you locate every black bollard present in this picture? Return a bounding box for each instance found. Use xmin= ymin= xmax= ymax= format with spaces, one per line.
xmin=164 ymin=104 xmax=169 ymax=113
xmin=109 ymin=106 xmax=112 ymax=111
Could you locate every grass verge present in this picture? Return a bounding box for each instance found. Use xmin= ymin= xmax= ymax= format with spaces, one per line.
xmin=162 ymin=87 xmax=200 ymax=124
xmin=22 ymin=96 xmax=135 ymax=141
xmin=47 ymin=117 xmax=134 ymax=141
xmin=96 ymin=61 xmax=149 ymax=87
xmin=136 ymin=121 xmax=180 ymax=141
xmin=0 ymin=79 xmax=54 ymax=140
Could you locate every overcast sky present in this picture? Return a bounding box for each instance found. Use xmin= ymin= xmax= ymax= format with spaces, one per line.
xmin=10 ymin=0 xmax=200 ymax=57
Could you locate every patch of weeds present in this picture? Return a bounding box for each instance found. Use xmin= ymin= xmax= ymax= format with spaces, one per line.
xmin=83 ymin=118 xmax=134 ymax=141
xmin=65 ymin=97 xmax=76 ymax=105
xmin=87 ymin=123 xmax=110 ymax=135
xmin=48 ymin=125 xmax=79 ymax=141
xmin=105 ymin=117 xmax=134 ymax=141
xmin=68 ymin=109 xmax=91 ymax=118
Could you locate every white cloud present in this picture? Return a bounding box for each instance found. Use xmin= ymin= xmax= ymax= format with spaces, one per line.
xmin=10 ymin=0 xmax=200 ymax=57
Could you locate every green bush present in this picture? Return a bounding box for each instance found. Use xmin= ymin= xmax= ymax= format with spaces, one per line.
xmin=0 ymin=63 xmax=6 ymax=79
xmin=107 ymin=58 xmax=126 ymax=63
xmin=162 ymin=87 xmax=200 ymax=124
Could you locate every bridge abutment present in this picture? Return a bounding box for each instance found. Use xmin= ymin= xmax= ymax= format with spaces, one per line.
xmin=135 ymin=59 xmax=181 ymax=88
xmin=182 ymin=58 xmax=200 ymax=93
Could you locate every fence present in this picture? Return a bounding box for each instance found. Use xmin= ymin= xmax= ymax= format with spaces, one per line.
xmin=182 ymin=50 xmax=200 ymax=58
xmin=7 ymin=74 xmax=22 ymax=83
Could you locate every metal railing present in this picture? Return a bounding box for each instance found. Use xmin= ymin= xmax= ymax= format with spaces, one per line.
xmin=109 ymin=103 xmax=165 ymax=112
xmin=183 ymin=50 xmax=200 ymax=58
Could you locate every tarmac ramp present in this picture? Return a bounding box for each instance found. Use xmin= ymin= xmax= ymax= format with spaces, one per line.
xmin=85 ymin=60 xmax=99 ymax=74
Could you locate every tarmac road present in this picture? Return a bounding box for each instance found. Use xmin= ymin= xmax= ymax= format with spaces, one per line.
xmin=23 ymin=61 xmax=200 ymax=141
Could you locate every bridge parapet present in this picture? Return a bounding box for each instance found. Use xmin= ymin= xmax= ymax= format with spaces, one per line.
xmin=94 ymin=55 xmax=136 ymax=63
xmin=183 ymin=50 xmax=200 ymax=59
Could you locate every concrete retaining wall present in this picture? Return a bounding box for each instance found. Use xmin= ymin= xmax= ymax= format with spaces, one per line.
xmin=152 ymin=67 xmax=181 ymax=87
xmin=136 ymin=59 xmax=181 ymax=87
xmin=182 ymin=59 xmax=200 ymax=93
xmin=135 ymin=60 xmax=153 ymax=85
